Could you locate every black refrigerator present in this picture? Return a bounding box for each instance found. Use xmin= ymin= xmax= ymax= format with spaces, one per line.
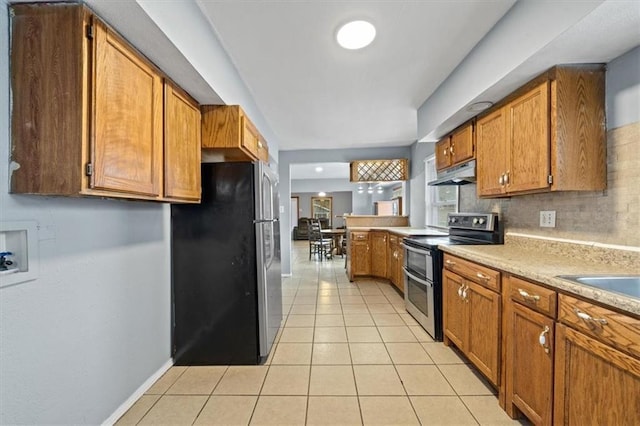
xmin=171 ymin=162 xmax=282 ymax=365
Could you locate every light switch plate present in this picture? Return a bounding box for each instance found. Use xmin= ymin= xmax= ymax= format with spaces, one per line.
xmin=540 ymin=211 xmax=556 ymax=228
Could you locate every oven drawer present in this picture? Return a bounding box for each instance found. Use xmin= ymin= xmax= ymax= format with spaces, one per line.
xmin=443 ymin=254 xmax=500 ymax=291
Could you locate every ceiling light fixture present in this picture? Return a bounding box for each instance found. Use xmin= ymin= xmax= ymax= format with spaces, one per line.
xmin=315 ymin=166 xmax=323 ymax=172
xmin=467 ymin=101 xmax=493 ymax=112
xmin=336 ymin=20 xmax=376 ymax=50
xmin=367 ymin=185 xmax=373 ymax=194
xmin=357 ymin=185 xmax=364 ymax=194
xmin=318 ymin=191 xmax=326 ymax=197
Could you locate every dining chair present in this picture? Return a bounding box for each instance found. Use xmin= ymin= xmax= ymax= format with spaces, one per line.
xmin=308 ymin=219 xmax=333 ymax=260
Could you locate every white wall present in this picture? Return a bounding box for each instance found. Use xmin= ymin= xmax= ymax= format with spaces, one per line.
xmin=0 ymin=2 xmax=171 ymax=423
xmin=606 ymin=46 xmax=640 ymax=129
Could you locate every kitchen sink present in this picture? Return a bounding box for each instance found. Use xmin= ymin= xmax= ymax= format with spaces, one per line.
xmin=557 ymin=275 xmax=640 ymax=299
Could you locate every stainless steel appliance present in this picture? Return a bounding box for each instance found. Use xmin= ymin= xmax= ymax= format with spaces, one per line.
xmin=403 ymin=213 xmax=503 ymax=341
xmin=171 ymin=162 xmax=282 ymax=365
xmin=427 ymin=159 xmax=476 ymax=186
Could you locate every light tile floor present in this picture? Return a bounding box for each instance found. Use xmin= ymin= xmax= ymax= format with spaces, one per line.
xmin=117 ymin=241 xmax=528 ymax=425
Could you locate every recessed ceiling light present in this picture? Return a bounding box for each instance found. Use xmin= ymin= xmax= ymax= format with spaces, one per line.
xmin=315 ymin=166 xmax=323 ymax=172
xmin=467 ymin=101 xmax=493 ymax=112
xmin=336 ymin=20 xmax=376 ymax=50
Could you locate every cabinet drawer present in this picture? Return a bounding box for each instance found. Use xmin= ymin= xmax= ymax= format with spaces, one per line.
xmin=443 ymin=254 xmax=500 ymax=291
xmin=508 ymin=276 xmax=557 ymax=319
xmin=558 ymin=294 xmax=640 ymax=359
xmin=351 ymin=232 xmax=369 ymax=241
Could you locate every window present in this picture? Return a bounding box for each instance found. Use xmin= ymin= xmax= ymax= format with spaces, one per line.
xmin=425 ymin=155 xmax=458 ymax=228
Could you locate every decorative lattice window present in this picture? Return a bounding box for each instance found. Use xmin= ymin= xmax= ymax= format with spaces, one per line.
xmin=349 ymin=159 xmax=409 ymax=182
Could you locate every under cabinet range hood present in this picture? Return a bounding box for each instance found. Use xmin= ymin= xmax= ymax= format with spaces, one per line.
xmin=428 ymin=160 xmax=476 ymax=186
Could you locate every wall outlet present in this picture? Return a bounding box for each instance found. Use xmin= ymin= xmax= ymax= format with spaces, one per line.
xmin=540 ymin=210 xmax=556 ymax=228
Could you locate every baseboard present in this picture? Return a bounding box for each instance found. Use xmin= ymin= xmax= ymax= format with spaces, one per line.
xmin=102 ymin=358 xmax=173 ymax=426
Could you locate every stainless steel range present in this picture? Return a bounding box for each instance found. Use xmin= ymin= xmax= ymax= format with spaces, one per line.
xmin=402 ymin=213 xmax=503 ymax=341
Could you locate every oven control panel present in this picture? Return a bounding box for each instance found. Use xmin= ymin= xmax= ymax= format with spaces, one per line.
xmin=448 ymin=213 xmax=497 ymax=231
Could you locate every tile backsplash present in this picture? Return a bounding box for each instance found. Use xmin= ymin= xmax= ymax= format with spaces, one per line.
xmin=461 ymin=121 xmax=640 ymax=248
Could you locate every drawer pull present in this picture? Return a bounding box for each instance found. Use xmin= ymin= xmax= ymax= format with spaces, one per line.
xmin=458 ymin=284 xmax=464 ymax=298
xmin=518 ymin=289 xmax=540 ymax=302
xmin=445 ymin=260 xmax=456 ymax=266
xmin=462 ymin=285 xmax=469 ymax=302
xmin=476 ymin=272 xmax=490 ymax=281
xmin=538 ymin=325 xmax=550 ymax=354
xmin=574 ymin=309 xmax=608 ymax=326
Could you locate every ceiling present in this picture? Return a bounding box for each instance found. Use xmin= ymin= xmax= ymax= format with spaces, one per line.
xmin=197 ymin=0 xmax=516 ymax=151
xmin=80 ymin=0 xmax=639 ymax=157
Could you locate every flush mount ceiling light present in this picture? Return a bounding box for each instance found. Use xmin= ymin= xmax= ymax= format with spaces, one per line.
xmin=318 ymin=191 xmax=326 ymax=197
xmin=315 ymin=166 xmax=323 ymax=172
xmin=336 ymin=20 xmax=376 ymax=50
xmin=467 ymin=101 xmax=493 ymax=112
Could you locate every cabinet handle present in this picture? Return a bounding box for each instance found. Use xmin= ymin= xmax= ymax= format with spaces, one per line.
xmin=476 ymin=272 xmax=490 ymax=281
xmin=257 ymin=140 xmax=263 ymax=148
xmin=462 ymin=285 xmax=469 ymax=302
xmin=449 ymin=146 xmax=454 ymax=156
xmin=458 ymin=284 xmax=464 ymax=298
xmin=443 ymin=148 xmax=448 ymax=156
xmin=445 ymin=259 xmax=456 ymax=266
xmin=518 ymin=289 xmax=540 ymax=303
xmin=538 ymin=325 xmax=550 ymax=354
xmin=504 ymin=171 xmax=510 ymax=184
xmin=498 ymin=175 xmax=504 ymax=185
xmin=574 ymin=309 xmax=608 ymax=326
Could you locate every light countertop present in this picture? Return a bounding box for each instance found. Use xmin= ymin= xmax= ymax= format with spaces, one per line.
xmin=348 ymin=226 xmax=449 ymax=237
xmin=440 ymin=240 xmax=640 ymax=316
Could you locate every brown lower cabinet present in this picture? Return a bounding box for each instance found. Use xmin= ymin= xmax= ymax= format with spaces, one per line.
xmin=554 ymin=295 xmax=640 ymax=426
xmin=444 ymin=254 xmax=640 ymax=426
xmin=348 ymin=231 xmax=404 ymax=293
xmin=443 ymin=263 xmax=501 ymax=387
xmin=505 ymin=275 xmax=557 ymax=425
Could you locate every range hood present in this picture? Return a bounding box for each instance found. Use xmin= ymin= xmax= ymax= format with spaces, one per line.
xmin=428 ymin=160 xmax=476 ymax=186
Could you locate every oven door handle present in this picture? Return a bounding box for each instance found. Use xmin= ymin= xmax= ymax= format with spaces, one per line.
xmin=403 ymin=267 xmax=433 ymax=287
xmin=400 ymin=243 xmax=433 ymax=257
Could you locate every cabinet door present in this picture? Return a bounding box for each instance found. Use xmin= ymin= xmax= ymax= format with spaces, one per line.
xmin=508 ymin=82 xmax=550 ymax=193
xmin=395 ymin=247 xmax=404 ymax=293
xmin=476 ymin=107 xmax=508 ymax=197
xmin=466 ymin=281 xmax=501 ymax=386
xmin=554 ymin=324 xmax=640 ymax=426
xmin=450 ymin=124 xmax=474 ymax=165
xmin=92 ymin=19 xmax=163 ymax=196
xmin=508 ymin=302 xmax=554 ymax=425
xmin=164 ymin=83 xmax=201 ymax=201
xmin=435 ymin=137 xmax=451 ymax=171
xmin=352 ymin=241 xmax=371 ymax=276
xmin=443 ymin=270 xmax=467 ymax=350
xmin=387 ymin=239 xmax=396 ymax=282
xmin=370 ymin=232 xmax=387 ymax=277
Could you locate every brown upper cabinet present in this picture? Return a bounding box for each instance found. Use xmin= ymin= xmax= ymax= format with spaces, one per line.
xmin=476 ymin=65 xmax=606 ymax=198
xmin=10 ymin=3 xmax=201 ymax=203
xmin=164 ymin=83 xmax=202 ymax=202
xmin=435 ymin=123 xmax=474 ymax=172
xmin=201 ymin=105 xmax=269 ymax=163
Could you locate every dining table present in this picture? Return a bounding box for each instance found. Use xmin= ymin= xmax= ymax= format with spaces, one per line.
xmin=320 ymin=228 xmax=346 ymax=256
